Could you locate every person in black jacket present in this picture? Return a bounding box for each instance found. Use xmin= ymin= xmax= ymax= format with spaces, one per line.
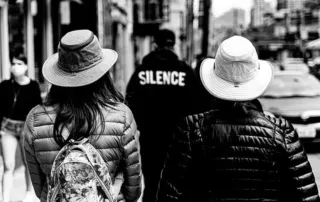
xmin=156 ymin=35 xmax=320 ymax=202
xmin=0 ymin=52 xmax=42 ymax=202
xmin=126 ymin=29 xmax=204 ymax=202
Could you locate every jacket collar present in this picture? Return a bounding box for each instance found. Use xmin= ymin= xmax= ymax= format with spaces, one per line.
xmin=215 ymin=99 xmax=264 ymax=116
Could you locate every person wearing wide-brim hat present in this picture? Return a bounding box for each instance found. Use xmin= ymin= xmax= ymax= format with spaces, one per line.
xmin=23 ymin=29 xmax=142 ymax=202
xmin=156 ymin=36 xmax=320 ymax=202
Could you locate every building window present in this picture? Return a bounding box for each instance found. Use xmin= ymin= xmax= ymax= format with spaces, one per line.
xmin=8 ymin=0 xmax=25 ymax=58
xmin=143 ymin=0 xmax=169 ymax=22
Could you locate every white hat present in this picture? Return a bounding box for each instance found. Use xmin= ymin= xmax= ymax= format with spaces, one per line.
xmin=200 ymin=35 xmax=274 ymax=101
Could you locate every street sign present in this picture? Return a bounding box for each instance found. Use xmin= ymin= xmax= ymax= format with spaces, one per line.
xmin=269 ymin=43 xmax=283 ymax=51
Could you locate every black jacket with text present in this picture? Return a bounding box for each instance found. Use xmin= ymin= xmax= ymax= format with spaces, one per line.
xmin=156 ymin=100 xmax=320 ymax=202
xmin=126 ymin=49 xmax=203 ymax=161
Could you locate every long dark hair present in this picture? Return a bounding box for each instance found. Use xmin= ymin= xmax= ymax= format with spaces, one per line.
xmin=45 ymin=72 xmax=124 ymax=147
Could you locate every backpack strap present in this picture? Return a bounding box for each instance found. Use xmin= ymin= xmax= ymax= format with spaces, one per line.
xmin=48 ymin=143 xmax=73 ymax=202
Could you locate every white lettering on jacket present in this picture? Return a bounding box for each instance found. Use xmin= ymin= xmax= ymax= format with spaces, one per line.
xmin=138 ymin=71 xmax=186 ymax=86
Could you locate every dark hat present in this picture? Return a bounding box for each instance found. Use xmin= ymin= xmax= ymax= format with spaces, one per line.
xmin=154 ymin=29 xmax=176 ymax=47
xmin=42 ymin=29 xmax=118 ymax=87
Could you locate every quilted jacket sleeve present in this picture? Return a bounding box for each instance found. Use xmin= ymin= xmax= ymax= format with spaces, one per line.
xmin=24 ymin=108 xmax=47 ymax=198
xmin=156 ymin=118 xmax=192 ymax=202
xmin=282 ymin=119 xmax=320 ymax=201
xmin=121 ymin=106 xmax=142 ymax=202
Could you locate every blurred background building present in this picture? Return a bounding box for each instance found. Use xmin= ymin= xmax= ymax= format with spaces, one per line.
xmin=2 ymin=0 xmax=320 ymax=94
xmin=0 ymin=0 xmax=214 ymax=94
xmin=0 ymin=0 xmax=136 ymax=94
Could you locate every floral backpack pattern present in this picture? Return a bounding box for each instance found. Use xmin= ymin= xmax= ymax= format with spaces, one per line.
xmin=47 ymin=138 xmax=123 ymax=202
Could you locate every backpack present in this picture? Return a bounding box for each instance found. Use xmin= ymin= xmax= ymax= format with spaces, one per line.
xmin=47 ymin=138 xmax=123 ymax=202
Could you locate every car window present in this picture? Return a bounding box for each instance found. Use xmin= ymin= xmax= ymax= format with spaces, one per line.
xmin=262 ymin=73 xmax=320 ymax=98
xmin=281 ymin=58 xmax=309 ymax=73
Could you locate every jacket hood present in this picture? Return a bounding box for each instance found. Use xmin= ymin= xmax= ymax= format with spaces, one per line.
xmin=142 ymin=48 xmax=179 ymax=64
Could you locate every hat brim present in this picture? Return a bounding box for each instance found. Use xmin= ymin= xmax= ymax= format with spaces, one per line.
xmin=42 ymin=49 xmax=118 ymax=87
xmin=200 ymin=58 xmax=274 ymax=101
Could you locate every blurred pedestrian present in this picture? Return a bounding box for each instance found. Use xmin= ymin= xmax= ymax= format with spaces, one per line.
xmin=23 ymin=30 xmax=142 ymax=202
xmin=126 ymin=28 xmax=203 ymax=202
xmin=156 ymin=36 xmax=320 ymax=202
xmin=0 ymin=52 xmax=42 ymax=202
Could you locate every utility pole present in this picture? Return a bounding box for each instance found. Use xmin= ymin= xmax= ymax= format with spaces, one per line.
xmin=293 ymin=9 xmax=302 ymax=58
xmin=186 ymin=0 xmax=194 ymax=65
xmin=201 ymin=0 xmax=211 ymax=57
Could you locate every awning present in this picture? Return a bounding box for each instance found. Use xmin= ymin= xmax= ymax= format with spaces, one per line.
xmin=306 ymin=38 xmax=320 ymax=50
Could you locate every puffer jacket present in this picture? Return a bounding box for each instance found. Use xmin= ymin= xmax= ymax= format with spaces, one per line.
xmin=156 ymin=101 xmax=320 ymax=202
xmin=24 ymin=103 xmax=142 ymax=202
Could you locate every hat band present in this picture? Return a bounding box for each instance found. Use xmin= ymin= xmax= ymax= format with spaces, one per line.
xmin=58 ymin=53 xmax=103 ymax=73
xmin=214 ymin=63 xmax=260 ymax=85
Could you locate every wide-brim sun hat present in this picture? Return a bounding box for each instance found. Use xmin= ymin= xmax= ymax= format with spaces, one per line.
xmin=42 ymin=29 xmax=118 ymax=87
xmin=200 ymin=35 xmax=274 ymax=101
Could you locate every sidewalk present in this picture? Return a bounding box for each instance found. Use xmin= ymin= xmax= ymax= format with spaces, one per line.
xmin=0 ymin=144 xmax=38 ymax=202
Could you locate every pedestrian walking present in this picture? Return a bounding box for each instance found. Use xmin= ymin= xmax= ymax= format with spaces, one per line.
xmin=0 ymin=52 xmax=42 ymax=202
xmin=156 ymin=36 xmax=320 ymax=202
xmin=23 ymin=29 xmax=142 ymax=202
xmin=126 ymin=28 xmax=203 ymax=202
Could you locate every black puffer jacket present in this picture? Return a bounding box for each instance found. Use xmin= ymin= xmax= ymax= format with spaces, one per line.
xmin=156 ymin=101 xmax=320 ymax=202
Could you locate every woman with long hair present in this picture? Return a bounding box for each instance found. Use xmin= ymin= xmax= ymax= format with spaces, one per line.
xmin=0 ymin=52 xmax=42 ymax=202
xmin=23 ymin=30 xmax=141 ymax=202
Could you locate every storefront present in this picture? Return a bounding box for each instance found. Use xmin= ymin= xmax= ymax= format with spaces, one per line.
xmin=0 ymin=0 xmax=10 ymax=80
xmin=0 ymin=0 xmax=134 ymax=94
xmin=0 ymin=0 xmax=54 ymax=82
xmin=0 ymin=0 xmax=39 ymax=81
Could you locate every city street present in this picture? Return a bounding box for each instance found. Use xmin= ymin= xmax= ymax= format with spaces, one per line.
xmin=0 ymin=144 xmax=39 ymax=202
xmin=1 ymin=0 xmax=320 ymax=201
xmin=307 ymin=152 xmax=320 ymax=191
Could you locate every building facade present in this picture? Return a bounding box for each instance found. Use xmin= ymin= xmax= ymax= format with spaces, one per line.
xmin=0 ymin=0 xmax=39 ymax=81
xmin=277 ymin=0 xmax=307 ymax=11
xmin=251 ymin=0 xmax=274 ymax=27
xmin=274 ymin=0 xmax=318 ymax=42
xmin=0 ymin=0 xmax=10 ymax=80
xmin=0 ymin=0 xmax=136 ymax=95
xmin=132 ymin=0 xmax=193 ymax=65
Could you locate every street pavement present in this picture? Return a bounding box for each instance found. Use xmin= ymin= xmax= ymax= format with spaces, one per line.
xmin=307 ymin=152 xmax=320 ymax=191
xmin=0 ymin=143 xmax=38 ymax=202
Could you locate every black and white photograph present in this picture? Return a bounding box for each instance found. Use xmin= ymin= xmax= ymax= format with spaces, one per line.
xmin=0 ymin=0 xmax=320 ymax=202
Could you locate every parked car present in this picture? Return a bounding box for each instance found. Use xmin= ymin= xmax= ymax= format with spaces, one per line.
xmin=309 ymin=57 xmax=320 ymax=80
xmin=259 ymin=71 xmax=320 ymax=145
xmin=280 ymin=58 xmax=310 ymax=73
